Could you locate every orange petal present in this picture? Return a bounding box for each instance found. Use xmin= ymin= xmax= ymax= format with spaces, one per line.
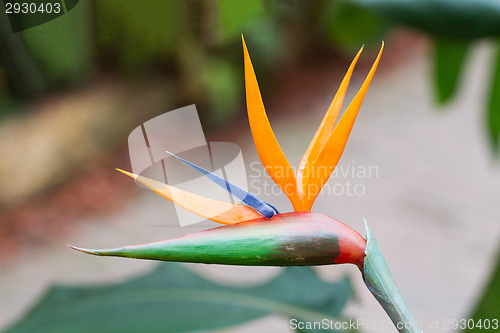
xmin=297 ymin=46 xmax=363 ymax=207
xmin=242 ymin=36 xmax=301 ymax=211
xmin=301 ymin=42 xmax=384 ymax=211
xmin=117 ymin=169 xmax=262 ymax=225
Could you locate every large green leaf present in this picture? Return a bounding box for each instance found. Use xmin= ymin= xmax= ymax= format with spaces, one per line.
xmin=433 ymin=38 xmax=470 ymax=104
xmin=347 ymin=0 xmax=500 ymax=39
xmin=487 ymin=41 xmax=500 ymax=153
xmin=4 ymin=263 xmax=355 ymax=333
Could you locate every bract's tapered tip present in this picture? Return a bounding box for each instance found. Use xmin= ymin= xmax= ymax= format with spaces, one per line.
xmin=67 ymin=244 xmax=101 ymax=256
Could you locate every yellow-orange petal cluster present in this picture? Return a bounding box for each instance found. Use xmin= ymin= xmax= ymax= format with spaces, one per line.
xmin=243 ymin=36 xmax=383 ymax=211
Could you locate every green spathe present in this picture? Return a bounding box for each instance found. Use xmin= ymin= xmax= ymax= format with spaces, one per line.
xmin=70 ymin=213 xmax=354 ymax=266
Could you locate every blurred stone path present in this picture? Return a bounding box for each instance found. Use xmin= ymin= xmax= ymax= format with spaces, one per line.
xmin=1 ymin=41 xmax=500 ymax=333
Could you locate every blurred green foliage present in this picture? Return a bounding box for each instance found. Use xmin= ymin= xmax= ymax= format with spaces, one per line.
xmin=218 ymin=0 xmax=264 ymax=42
xmin=465 ymin=254 xmax=500 ymax=333
xmin=433 ymin=39 xmax=470 ymax=104
xmin=2 ymin=0 xmax=500 ymax=147
xmin=21 ymin=0 xmax=92 ymax=84
xmin=94 ymin=0 xmax=182 ymax=71
xmin=322 ymin=1 xmax=388 ymax=52
xmin=1 ymin=0 xmax=388 ymax=127
xmin=488 ymin=41 xmax=500 ymax=153
xmin=5 ymin=263 xmax=356 ymax=333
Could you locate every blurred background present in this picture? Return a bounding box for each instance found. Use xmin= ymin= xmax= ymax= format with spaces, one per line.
xmin=0 ymin=0 xmax=499 ymax=332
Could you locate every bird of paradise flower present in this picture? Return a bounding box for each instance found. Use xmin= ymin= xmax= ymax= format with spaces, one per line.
xmin=69 ymin=37 xmax=422 ymax=333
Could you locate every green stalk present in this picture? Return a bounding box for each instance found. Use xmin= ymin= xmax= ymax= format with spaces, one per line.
xmin=362 ymin=220 xmax=422 ymax=333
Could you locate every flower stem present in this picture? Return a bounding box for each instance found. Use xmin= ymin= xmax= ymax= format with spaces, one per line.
xmin=362 ymin=220 xmax=422 ymax=333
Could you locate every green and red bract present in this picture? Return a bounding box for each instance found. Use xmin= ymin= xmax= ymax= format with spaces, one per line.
xmin=69 ymin=212 xmax=366 ymax=268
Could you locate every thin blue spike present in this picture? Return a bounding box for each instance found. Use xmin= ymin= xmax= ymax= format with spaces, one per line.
xmin=166 ymin=151 xmax=277 ymax=218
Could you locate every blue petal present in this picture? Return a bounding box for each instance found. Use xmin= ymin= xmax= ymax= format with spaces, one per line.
xmin=166 ymin=151 xmax=278 ymax=218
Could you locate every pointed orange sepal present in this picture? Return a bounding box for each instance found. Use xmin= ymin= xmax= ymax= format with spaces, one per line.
xmin=242 ymin=36 xmax=302 ymax=211
xmin=116 ymin=169 xmax=262 ymax=225
xmin=297 ymin=46 xmax=364 ymax=208
xmin=301 ymin=42 xmax=384 ymax=211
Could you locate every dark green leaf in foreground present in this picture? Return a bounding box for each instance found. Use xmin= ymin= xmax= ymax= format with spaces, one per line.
xmin=487 ymin=41 xmax=500 ymax=153
xmin=5 ymin=263 xmax=355 ymax=333
xmin=433 ymin=38 xmax=470 ymax=104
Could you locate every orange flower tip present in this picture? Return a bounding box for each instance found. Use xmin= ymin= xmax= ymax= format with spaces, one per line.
xmin=116 ymin=168 xmax=137 ymax=180
xmin=66 ymin=244 xmax=101 ymax=256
